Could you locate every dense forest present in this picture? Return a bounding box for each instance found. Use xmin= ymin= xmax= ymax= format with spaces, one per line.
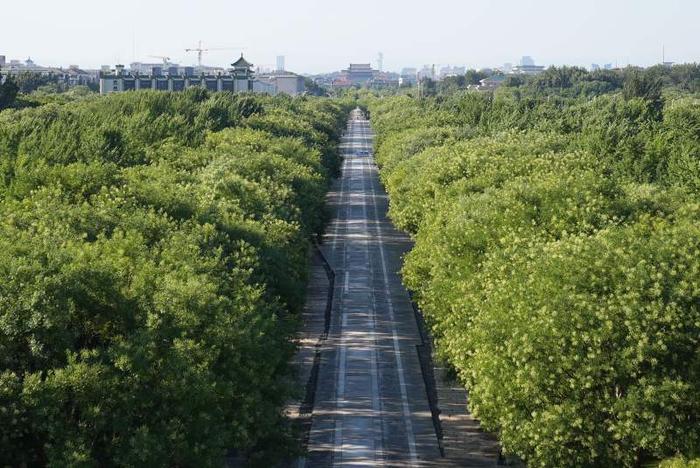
xmin=366 ymin=65 xmax=700 ymax=467
xmin=0 ymin=89 xmax=352 ymax=465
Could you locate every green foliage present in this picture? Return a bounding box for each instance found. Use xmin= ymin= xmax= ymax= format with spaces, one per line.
xmin=623 ymin=69 xmax=664 ymax=116
xmin=14 ymin=71 xmax=59 ymax=94
xmin=498 ymin=64 xmax=700 ymax=99
xmin=369 ymin=83 xmax=700 ymax=466
xmin=0 ymin=74 xmax=19 ymax=110
xmin=661 ymin=457 xmax=700 ymax=468
xmin=465 ymin=69 xmax=489 ymax=85
xmin=0 ymin=90 xmax=351 ymax=465
xmin=304 ymin=77 xmax=328 ymax=96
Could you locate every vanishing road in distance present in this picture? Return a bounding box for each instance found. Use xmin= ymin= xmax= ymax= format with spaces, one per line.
xmin=304 ymin=109 xmax=443 ymax=467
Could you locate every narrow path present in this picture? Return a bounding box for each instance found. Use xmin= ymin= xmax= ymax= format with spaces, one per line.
xmin=304 ymin=109 xmax=442 ymax=467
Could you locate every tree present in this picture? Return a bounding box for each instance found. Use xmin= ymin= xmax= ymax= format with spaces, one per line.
xmin=367 ymin=88 xmax=700 ymax=466
xmin=623 ymin=69 xmax=664 ymax=116
xmin=419 ymin=77 xmax=437 ymax=97
xmin=503 ymin=74 xmax=526 ymax=87
xmin=304 ymin=77 xmax=327 ymax=96
xmin=0 ymin=91 xmax=354 ymax=465
xmin=14 ymin=71 xmax=58 ymax=93
xmin=532 ymin=66 xmax=589 ymax=91
xmin=0 ymin=74 xmax=19 ymax=109
xmin=465 ymin=69 xmax=488 ymax=85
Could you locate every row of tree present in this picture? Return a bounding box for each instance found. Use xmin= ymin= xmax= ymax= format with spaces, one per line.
xmin=421 ymin=63 xmax=700 ymax=98
xmin=0 ymin=89 xmax=352 ymax=465
xmin=366 ymin=71 xmax=700 ymax=466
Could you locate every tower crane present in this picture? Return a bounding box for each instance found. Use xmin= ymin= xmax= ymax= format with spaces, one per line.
xmin=185 ymin=41 xmax=244 ymax=67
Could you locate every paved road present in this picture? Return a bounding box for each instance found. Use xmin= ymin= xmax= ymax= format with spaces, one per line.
xmin=304 ymin=109 xmax=442 ymax=467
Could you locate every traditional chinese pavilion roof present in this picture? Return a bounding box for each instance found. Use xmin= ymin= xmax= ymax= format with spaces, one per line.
xmin=232 ymin=54 xmax=253 ymax=69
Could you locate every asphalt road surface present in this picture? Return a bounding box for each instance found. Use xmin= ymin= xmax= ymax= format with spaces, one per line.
xmin=304 ymin=109 xmax=442 ymax=467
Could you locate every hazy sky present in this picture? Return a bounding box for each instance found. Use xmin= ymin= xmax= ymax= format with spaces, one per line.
xmin=2 ymin=0 xmax=698 ymax=73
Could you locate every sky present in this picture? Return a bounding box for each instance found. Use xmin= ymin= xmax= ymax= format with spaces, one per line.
xmin=2 ymin=0 xmax=698 ymax=74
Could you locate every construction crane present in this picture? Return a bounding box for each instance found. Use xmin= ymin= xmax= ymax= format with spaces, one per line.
xmin=149 ymin=55 xmax=172 ymax=65
xmin=185 ymin=41 xmax=244 ymax=67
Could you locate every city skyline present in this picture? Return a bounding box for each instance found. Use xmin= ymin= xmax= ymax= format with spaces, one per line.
xmin=1 ymin=0 xmax=698 ymax=74
xmin=0 ymin=53 xmax=660 ymax=76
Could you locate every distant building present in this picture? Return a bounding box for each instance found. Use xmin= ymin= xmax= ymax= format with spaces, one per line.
xmin=276 ymin=55 xmax=285 ymax=72
xmin=272 ymin=73 xmax=305 ymax=95
xmin=591 ymin=63 xmax=600 ymax=71
xmin=257 ymin=70 xmax=306 ymax=96
xmin=2 ymin=56 xmax=52 ymax=74
xmin=520 ymin=56 xmax=535 ymax=66
xmin=477 ymin=74 xmax=506 ymax=90
xmin=512 ymin=56 xmax=545 ymax=75
xmin=253 ymin=79 xmax=276 ymax=94
xmin=332 ymin=65 xmax=398 ymax=89
xmin=331 ymin=77 xmax=354 ymax=89
xmin=130 ymin=62 xmax=171 ymax=75
xmin=99 ymin=55 xmax=255 ymax=95
xmin=64 ymin=65 xmax=99 ymax=87
xmin=309 ymin=73 xmax=338 ymax=88
xmin=0 ymin=55 xmax=98 ymax=87
xmin=129 ymin=62 xmax=226 ymax=77
xmin=370 ymin=72 xmax=400 ymax=88
xmin=343 ymin=63 xmax=375 ymax=85
xmin=439 ymin=65 xmax=465 ymax=78
xmin=399 ymin=67 xmax=418 ymax=86
xmin=417 ymin=65 xmax=435 ymax=80
xmin=330 ymin=63 xmax=377 ymax=88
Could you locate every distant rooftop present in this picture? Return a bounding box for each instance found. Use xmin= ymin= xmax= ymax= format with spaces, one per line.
xmin=232 ymin=55 xmax=253 ymax=68
xmin=349 ymin=63 xmax=372 ymax=70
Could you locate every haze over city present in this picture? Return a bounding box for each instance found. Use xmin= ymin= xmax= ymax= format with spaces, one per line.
xmin=2 ymin=0 xmax=699 ymax=72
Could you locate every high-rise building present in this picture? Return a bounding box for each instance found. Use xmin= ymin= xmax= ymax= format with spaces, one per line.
xmin=0 ymin=55 xmax=6 ymax=67
xmin=276 ymin=55 xmax=285 ymax=72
